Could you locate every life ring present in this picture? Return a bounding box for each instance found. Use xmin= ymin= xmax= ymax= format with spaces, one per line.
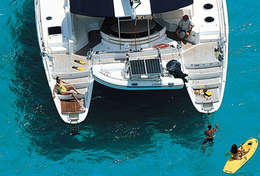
xmin=153 ymin=43 xmax=170 ymax=49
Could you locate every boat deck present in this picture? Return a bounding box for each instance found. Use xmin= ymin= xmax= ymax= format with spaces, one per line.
xmin=182 ymin=41 xmax=223 ymax=111
xmin=183 ymin=42 xmax=219 ymax=66
xmin=53 ymin=54 xmax=90 ymax=74
xmin=52 ymin=53 xmax=92 ymax=112
xmin=60 ymin=99 xmax=85 ymax=114
xmin=70 ymin=30 xmax=223 ymax=112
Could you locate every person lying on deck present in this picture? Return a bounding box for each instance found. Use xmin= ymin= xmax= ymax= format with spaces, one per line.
xmin=52 ymin=76 xmax=81 ymax=105
xmin=176 ymin=15 xmax=194 ymax=41
xmin=230 ymin=144 xmax=249 ymax=160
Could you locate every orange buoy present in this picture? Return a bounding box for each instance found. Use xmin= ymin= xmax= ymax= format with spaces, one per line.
xmin=153 ymin=43 xmax=170 ymax=49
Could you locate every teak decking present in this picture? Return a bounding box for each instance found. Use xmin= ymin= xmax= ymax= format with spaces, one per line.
xmin=60 ymin=100 xmax=84 ymax=114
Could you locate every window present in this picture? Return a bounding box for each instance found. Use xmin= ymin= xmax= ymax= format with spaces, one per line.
xmin=48 ymin=26 xmax=61 ymax=35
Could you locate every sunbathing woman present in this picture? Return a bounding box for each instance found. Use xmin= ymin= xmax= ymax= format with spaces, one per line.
xmin=230 ymin=144 xmax=249 ymax=160
xmin=52 ymin=76 xmax=81 ymax=104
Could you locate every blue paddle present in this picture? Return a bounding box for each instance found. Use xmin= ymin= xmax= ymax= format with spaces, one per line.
xmin=225 ymin=152 xmax=231 ymax=156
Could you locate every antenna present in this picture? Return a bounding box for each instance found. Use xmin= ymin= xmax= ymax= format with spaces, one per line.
xmin=129 ymin=0 xmax=141 ymax=19
xmin=130 ymin=0 xmax=141 ymax=8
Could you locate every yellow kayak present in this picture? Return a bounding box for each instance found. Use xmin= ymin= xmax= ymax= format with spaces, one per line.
xmin=223 ymin=138 xmax=258 ymax=174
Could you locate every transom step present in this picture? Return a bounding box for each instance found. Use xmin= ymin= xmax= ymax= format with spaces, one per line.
xmin=185 ymin=61 xmax=222 ymax=69
xmin=57 ymin=88 xmax=86 ymax=100
xmin=60 ymin=100 xmax=85 ymax=114
xmin=194 ymin=88 xmax=219 ymax=104
xmin=187 ymin=67 xmax=222 ymax=80
xmin=62 ymin=77 xmax=90 ymax=89
xmin=52 ymin=71 xmax=90 ymax=79
xmin=190 ymin=77 xmax=221 ymax=89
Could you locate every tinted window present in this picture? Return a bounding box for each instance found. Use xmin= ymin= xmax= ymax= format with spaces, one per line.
xmin=48 ymin=26 xmax=61 ymax=35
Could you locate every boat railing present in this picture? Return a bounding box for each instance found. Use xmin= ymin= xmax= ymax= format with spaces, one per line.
xmin=87 ymin=50 xmax=94 ymax=91
xmin=92 ymin=51 xmax=128 ymax=65
xmin=87 ymin=50 xmax=94 ymax=69
xmin=35 ymin=0 xmax=53 ymax=81
xmin=42 ymin=45 xmax=55 ymax=81
xmin=35 ymin=0 xmax=44 ymax=43
xmin=92 ymin=46 xmax=178 ymax=66
xmin=98 ymin=69 xmax=162 ymax=82
xmin=216 ymin=0 xmax=228 ymax=69
xmin=215 ymin=0 xmax=228 ymax=93
xmin=216 ymin=0 xmax=229 ymax=44
xmin=93 ymin=53 xmax=159 ymax=66
xmin=100 ymin=27 xmax=167 ymax=47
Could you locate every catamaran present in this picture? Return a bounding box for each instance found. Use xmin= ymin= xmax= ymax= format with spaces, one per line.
xmin=34 ymin=0 xmax=229 ymax=124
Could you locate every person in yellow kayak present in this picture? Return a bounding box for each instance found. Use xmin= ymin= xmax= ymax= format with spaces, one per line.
xmin=202 ymin=124 xmax=218 ymax=149
xmin=53 ymin=76 xmax=81 ymax=104
xmin=230 ymin=144 xmax=250 ymax=160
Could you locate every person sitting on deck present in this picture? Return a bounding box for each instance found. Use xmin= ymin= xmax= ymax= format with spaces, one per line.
xmin=53 ymin=76 xmax=82 ymax=106
xmin=176 ymin=15 xmax=194 ymax=41
xmin=202 ymin=124 xmax=218 ymax=148
xmin=230 ymin=144 xmax=249 ymax=160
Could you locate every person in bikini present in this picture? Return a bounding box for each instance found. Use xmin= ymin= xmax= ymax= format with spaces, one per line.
xmin=230 ymin=144 xmax=249 ymax=160
xmin=202 ymin=124 xmax=218 ymax=149
xmin=53 ymin=76 xmax=82 ymax=106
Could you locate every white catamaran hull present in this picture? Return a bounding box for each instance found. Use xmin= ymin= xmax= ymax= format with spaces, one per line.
xmin=34 ymin=0 xmax=229 ymax=122
xmin=184 ymin=0 xmax=229 ymax=113
xmin=34 ymin=0 xmax=94 ymax=124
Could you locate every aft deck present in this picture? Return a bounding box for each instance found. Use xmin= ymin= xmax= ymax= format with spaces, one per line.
xmin=60 ymin=99 xmax=85 ymax=114
xmin=52 ymin=53 xmax=92 ymax=117
xmin=52 ymin=54 xmax=91 ymax=77
xmin=182 ymin=42 xmax=224 ymax=111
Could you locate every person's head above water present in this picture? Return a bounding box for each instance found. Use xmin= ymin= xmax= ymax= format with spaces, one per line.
xmin=208 ymin=124 xmax=212 ymax=130
xmin=183 ymin=15 xmax=189 ymax=21
xmin=231 ymin=144 xmax=238 ymax=154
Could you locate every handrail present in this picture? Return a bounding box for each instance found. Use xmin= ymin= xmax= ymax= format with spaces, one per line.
xmin=216 ymin=0 xmax=227 ymax=41
xmin=35 ymin=0 xmax=52 ymax=81
xmin=217 ymin=0 xmax=228 ymax=70
xmin=100 ymin=27 xmax=166 ymax=46
xmin=214 ymin=0 xmax=229 ymax=90
xmin=86 ymin=51 xmax=93 ymax=99
xmin=35 ymin=0 xmax=45 ymax=45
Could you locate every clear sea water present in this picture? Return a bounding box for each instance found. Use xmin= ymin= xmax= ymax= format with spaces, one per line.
xmin=0 ymin=0 xmax=259 ymax=175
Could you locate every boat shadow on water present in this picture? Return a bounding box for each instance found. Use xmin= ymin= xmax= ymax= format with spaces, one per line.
xmin=10 ymin=0 xmax=213 ymax=161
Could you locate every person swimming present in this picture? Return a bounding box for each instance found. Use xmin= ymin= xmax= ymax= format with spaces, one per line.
xmin=202 ymin=124 xmax=218 ymax=148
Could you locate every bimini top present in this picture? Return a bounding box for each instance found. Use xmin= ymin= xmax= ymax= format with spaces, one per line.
xmin=70 ymin=0 xmax=193 ymax=17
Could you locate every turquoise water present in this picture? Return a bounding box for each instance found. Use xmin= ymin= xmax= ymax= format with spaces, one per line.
xmin=0 ymin=0 xmax=260 ymax=175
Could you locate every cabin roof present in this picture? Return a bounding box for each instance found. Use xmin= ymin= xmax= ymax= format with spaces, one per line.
xmin=70 ymin=0 xmax=193 ymax=17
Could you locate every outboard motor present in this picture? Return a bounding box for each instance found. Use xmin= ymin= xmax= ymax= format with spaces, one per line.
xmin=166 ymin=60 xmax=188 ymax=82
